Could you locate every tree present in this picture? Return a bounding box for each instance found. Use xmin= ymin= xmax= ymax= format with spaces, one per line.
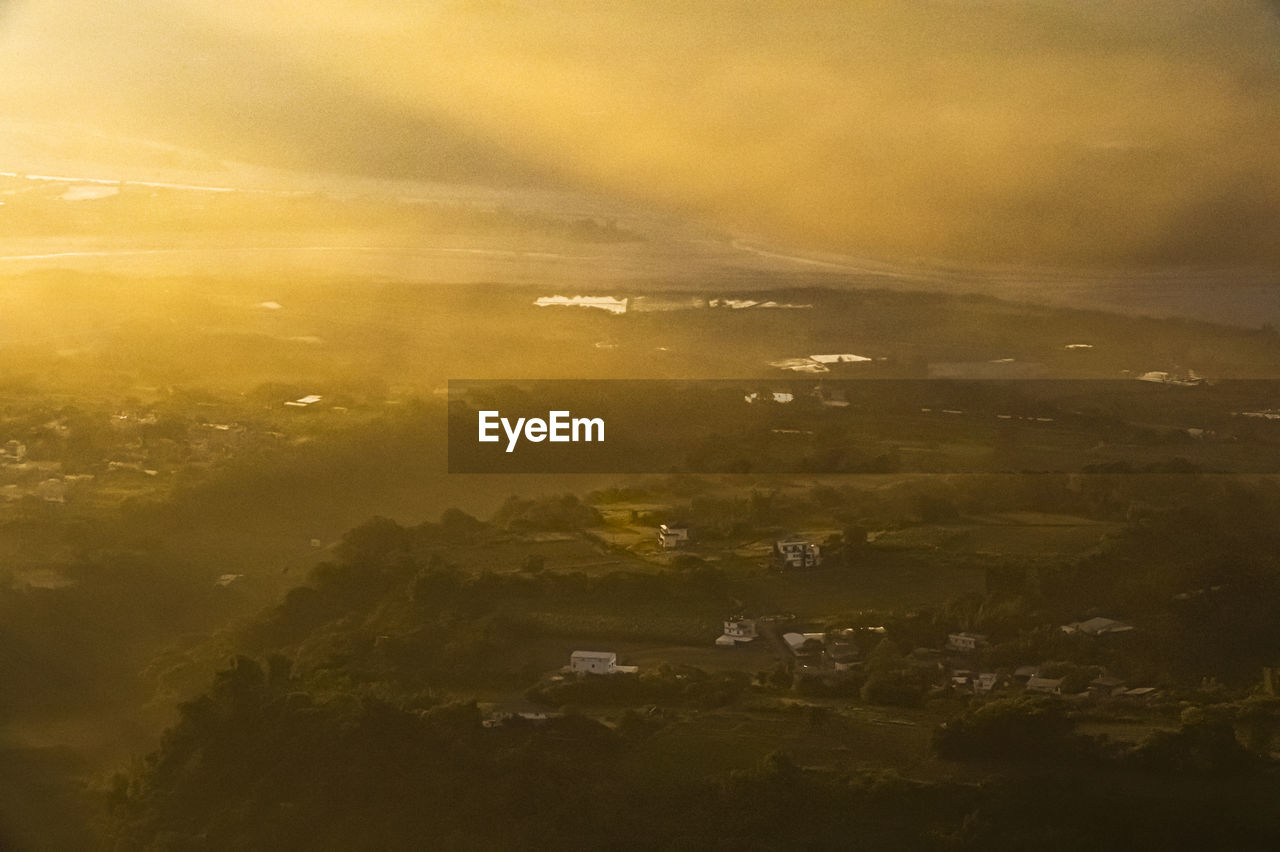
xmin=860 ymin=639 xmax=931 ymax=706
xmin=933 ymin=696 xmax=1087 ymax=761
xmin=1132 ymin=720 xmax=1255 ymax=775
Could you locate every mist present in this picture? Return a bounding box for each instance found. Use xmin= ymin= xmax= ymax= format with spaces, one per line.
xmin=7 ymin=4 xmax=1280 ymax=847
xmin=1 ymin=0 xmax=1278 ymax=266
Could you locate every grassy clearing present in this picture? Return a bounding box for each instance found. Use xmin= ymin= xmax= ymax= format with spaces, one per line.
xmin=739 ymin=559 xmax=988 ymax=616
xmin=874 ymin=516 xmax=1117 ymax=557
xmin=618 ymin=702 xmax=969 ymax=785
xmin=437 ymin=536 xmax=656 ymax=576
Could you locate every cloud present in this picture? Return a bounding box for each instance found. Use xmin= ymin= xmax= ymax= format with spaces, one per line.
xmin=2 ymin=0 xmax=1279 ymax=266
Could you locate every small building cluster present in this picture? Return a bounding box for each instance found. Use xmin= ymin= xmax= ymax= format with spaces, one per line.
xmin=781 ymin=628 xmax=864 ymax=676
xmin=949 ymin=670 xmax=998 ymax=694
xmin=938 ymin=619 xmax=1157 ymax=702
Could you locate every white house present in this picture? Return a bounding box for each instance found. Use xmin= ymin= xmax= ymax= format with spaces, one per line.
xmin=715 ymin=618 xmax=758 ymax=646
xmin=1135 ymin=370 xmax=1204 ymax=387
xmin=570 ymin=651 xmax=617 ymax=675
xmin=745 ymin=390 xmax=798 ymax=403
xmin=773 ymin=537 xmax=822 ymax=569
xmin=658 ymin=524 xmax=690 ymax=550
xmin=568 ymin=651 xmax=637 ymax=675
xmin=782 ymin=632 xmax=827 ymax=657
xmin=768 ymin=358 xmax=829 ymax=374
xmin=946 ymin=632 xmax=987 ymax=653
xmin=534 ymin=295 xmax=628 ymax=314
xmin=808 ymin=353 xmax=871 ymax=364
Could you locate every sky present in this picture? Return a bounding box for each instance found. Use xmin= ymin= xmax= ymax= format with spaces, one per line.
xmin=0 ymin=0 xmax=1278 ymax=267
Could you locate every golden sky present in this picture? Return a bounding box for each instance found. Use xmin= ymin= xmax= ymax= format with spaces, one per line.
xmin=1 ymin=0 xmax=1278 ymax=265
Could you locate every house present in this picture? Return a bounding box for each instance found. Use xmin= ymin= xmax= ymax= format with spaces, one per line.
xmin=768 ymin=358 xmax=830 ymax=374
xmin=773 ymin=537 xmax=822 ymax=569
xmin=949 ymin=670 xmax=997 ymax=694
xmin=533 ymin=295 xmax=628 ymax=314
xmin=2 ymin=440 xmax=26 ymax=463
xmin=1135 ymin=370 xmax=1204 ymax=387
xmin=1026 ymin=676 xmax=1063 ymax=695
xmin=570 ymin=651 xmax=616 ymax=675
xmin=789 ymin=635 xmax=828 ymax=673
xmin=809 ymin=353 xmax=872 ymax=365
xmin=1088 ymin=675 xmax=1127 ymax=698
xmin=973 ymin=672 xmax=998 ymax=694
xmin=745 ymin=390 xmax=797 ymax=403
xmin=946 ymin=632 xmax=987 ymax=653
xmin=569 ymin=651 xmax=637 ymax=675
xmin=782 ymin=632 xmax=828 ymax=671
xmin=658 ymin=524 xmax=690 ymax=550
xmin=715 ymin=617 xmax=758 ymax=646
xmin=1061 ymin=617 xmax=1134 ymax=637
xmin=769 ymin=354 xmax=871 ymax=374
xmin=782 ymin=632 xmax=826 ymax=652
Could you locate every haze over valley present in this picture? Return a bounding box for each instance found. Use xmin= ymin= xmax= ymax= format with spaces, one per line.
xmin=3 ymin=2 xmax=1280 ymax=849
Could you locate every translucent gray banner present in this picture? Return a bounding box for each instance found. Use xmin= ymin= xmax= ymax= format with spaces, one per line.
xmin=447 ymin=379 xmax=1280 ymax=474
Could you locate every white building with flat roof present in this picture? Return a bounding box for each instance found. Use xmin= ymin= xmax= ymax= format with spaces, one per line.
xmin=570 ymin=651 xmax=616 ymax=674
xmin=568 ymin=651 xmax=636 ymax=675
xmin=658 ymin=524 xmax=690 ymax=550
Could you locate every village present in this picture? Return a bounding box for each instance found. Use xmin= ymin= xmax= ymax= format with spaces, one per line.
xmin=402 ymin=492 xmax=1212 ymax=747
xmin=509 ymin=522 xmax=1161 ymax=717
xmin=0 ymin=389 xmax=395 ymax=516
